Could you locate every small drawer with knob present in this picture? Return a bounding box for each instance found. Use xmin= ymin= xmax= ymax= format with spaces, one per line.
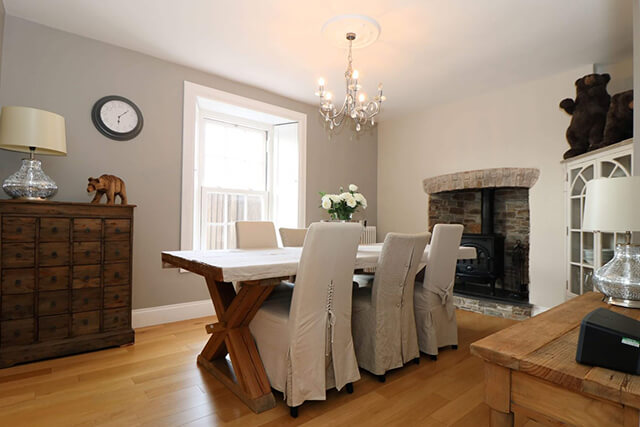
xmin=103 ymin=285 xmax=129 ymax=309
xmin=39 ymin=242 xmax=70 ymax=267
xmin=103 ymin=308 xmax=129 ymax=331
xmin=1 ymin=268 xmax=35 ymax=294
xmin=1 ymin=294 xmax=34 ymax=320
xmin=1 ymin=243 xmax=35 ymax=268
xmin=39 ymin=218 xmax=70 ymax=242
xmin=73 ymin=241 xmax=102 ymax=265
xmin=1 ymin=217 xmax=36 ymax=242
xmin=72 ymin=288 xmax=101 ymax=312
xmin=72 ymin=265 xmax=101 ymax=288
xmin=103 ymin=262 xmax=129 ymax=286
xmin=1 ymin=318 xmax=34 ymax=346
xmin=39 ymin=266 xmax=70 ymax=291
xmin=73 ymin=218 xmax=102 ymax=241
xmin=38 ymin=314 xmax=70 ymax=341
xmin=72 ymin=310 xmax=100 ymax=336
xmin=104 ymin=219 xmax=130 ymax=241
xmin=104 ymin=241 xmax=130 ymax=263
xmin=38 ymin=290 xmax=69 ymax=316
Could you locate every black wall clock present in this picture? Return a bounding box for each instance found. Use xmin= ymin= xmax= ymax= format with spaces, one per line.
xmin=91 ymin=95 xmax=143 ymax=141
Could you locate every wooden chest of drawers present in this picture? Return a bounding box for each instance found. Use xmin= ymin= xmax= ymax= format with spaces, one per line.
xmin=0 ymin=200 xmax=135 ymax=367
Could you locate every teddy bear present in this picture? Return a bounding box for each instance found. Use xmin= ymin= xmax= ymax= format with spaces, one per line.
xmin=589 ymin=89 xmax=633 ymax=151
xmin=559 ymin=73 xmax=611 ymax=159
xmin=87 ymin=175 xmax=128 ymax=205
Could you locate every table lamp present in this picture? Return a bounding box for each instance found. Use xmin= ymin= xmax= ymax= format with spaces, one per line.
xmin=0 ymin=106 xmax=67 ymax=199
xmin=583 ymin=176 xmax=640 ymax=308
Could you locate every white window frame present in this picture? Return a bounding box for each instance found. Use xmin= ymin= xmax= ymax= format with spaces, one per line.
xmin=181 ymin=81 xmax=307 ymax=252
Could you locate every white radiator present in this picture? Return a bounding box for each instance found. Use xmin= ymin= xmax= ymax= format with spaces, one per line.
xmin=360 ymin=226 xmax=377 ymax=273
xmin=360 ymin=226 xmax=377 ymax=244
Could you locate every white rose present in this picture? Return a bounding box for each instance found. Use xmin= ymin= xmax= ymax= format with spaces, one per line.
xmin=345 ymin=195 xmax=357 ymax=208
xmin=354 ymin=193 xmax=364 ymax=203
xmin=361 ymin=196 xmax=368 ymax=209
xmin=330 ymin=194 xmax=341 ymax=203
xmin=321 ymin=196 xmax=332 ymax=209
xmin=339 ymin=192 xmax=351 ymax=201
xmin=349 ymin=184 xmax=358 ymax=192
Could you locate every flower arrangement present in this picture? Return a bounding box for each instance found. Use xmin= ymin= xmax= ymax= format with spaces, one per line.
xmin=320 ymin=184 xmax=367 ymax=221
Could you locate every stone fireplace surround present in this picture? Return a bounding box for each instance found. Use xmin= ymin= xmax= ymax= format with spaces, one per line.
xmin=424 ymin=168 xmax=540 ymax=317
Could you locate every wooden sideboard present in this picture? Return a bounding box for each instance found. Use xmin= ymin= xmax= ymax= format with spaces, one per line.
xmin=471 ymin=292 xmax=640 ymax=427
xmin=0 ymin=200 xmax=135 ymax=367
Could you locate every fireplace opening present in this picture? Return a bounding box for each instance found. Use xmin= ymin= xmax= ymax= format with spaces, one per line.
xmin=428 ymin=187 xmax=530 ymax=303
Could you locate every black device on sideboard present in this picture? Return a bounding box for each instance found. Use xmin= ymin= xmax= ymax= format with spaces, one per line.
xmin=0 ymin=200 xmax=135 ymax=368
xmin=576 ymin=307 xmax=640 ymax=375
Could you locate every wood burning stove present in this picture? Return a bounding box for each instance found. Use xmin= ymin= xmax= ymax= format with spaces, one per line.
xmin=455 ymin=189 xmax=505 ymax=295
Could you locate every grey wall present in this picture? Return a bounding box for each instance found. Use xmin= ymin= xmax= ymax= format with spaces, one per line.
xmin=0 ymin=1 xmax=4 ymax=83
xmin=0 ymin=16 xmax=378 ymax=309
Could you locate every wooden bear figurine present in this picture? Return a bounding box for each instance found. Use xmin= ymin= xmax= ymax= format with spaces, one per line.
xmin=87 ymin=175 xmax=128 ymax=205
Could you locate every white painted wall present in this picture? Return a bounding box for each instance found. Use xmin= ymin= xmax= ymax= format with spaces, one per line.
xmin=377 ymin=65 xmax=595 ymax=309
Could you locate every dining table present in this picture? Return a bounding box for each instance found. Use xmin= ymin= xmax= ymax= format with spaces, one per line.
xmin=161 ymin=243 xmax=476 ymax=413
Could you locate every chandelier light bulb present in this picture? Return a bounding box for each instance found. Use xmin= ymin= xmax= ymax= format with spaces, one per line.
xmin=318 ymin=77 xmax=325 ymax=87
xmin=325 ymin=92 xmax=333 ymax=100
xmin=358 ymin=93 xmax=366 ymax=103
xmin=352 ymin=70 xmax=359 ymax=80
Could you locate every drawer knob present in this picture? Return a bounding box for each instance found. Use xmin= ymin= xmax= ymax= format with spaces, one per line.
xmin=51 ymin=301 xmax=56 ymax=307
xmin=82 ymin=319 xmax=88 ymax=326
xmin=15 ymin=253 xmax=22 ymax=259
xmin=16 ymin=227 xmax=22 ymax=233
xmin=15 ymin=279 xmax=21 ymax=286
xmin=14 ymin=304 xmax=20 ymax=310
xmin=13 ymin=331 xmax=20 ymax=337
xmin=51 ymin=276 xmax=57 ymax=283
xmin=114 ymin=272 xmax=120 ymax=279
xmin=115 ymin=228 xmax=121 ymax=233
xmin=83 ymin=275 xmax=90 ymax=282
xmin=52 ymin=227 xmax=58 ymax=233
xmin=114 ymin=294 xmax=119 ymax=300
xmin=83 ymin=298 xmax=89 ymax=304
xmin=51 ymin=251 xmax=58 ymax=258
xmin=84 ymin=250 xmax=91 ymax=257
xmin=113 ymin=316 xmax=119 ymax=322
xmin=85 ymin=228 xmax=90 ymax=233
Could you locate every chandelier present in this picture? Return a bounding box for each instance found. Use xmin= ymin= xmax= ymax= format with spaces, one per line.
xmin=315 ymin=31 xmax=386 ymax=132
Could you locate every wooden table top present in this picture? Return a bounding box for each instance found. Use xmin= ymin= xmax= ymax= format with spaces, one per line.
xmin=162 ymin=244 xmax=477 ymax=283
xmin=470 ymin=292 xmax=640 ymax=409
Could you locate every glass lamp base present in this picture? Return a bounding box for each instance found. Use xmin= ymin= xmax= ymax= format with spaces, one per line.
xmin=593 ymin=243 xmax=640 ymax=309
xmin=2 ymin=159 xmax=58 ymax=200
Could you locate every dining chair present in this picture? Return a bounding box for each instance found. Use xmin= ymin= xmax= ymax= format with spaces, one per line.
xmin=249 ymin=222 xmax=363 ymax=417
xmin=279 ymin=227 xmax=308 ymax=247
xmin=414 ymin=224 xmax=464 ymax=359
xmin=235 ymin=221 xmax=279 ymax=249
xmin=352 ymin=232 xmax=430 ymax=382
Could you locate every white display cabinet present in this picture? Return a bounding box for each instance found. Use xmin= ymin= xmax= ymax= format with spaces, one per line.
xmin=563 ymin=139 xmax=633 ymax=298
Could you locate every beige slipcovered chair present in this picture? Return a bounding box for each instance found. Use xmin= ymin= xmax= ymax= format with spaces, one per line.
xmin=279 ymin=227 xmax=308 ymax=247
xmin=235 ymin=221 xmax=278 ymax=249
xmin=352 ymin=232 xmax=430 ymax=382
xmin=249 ymin=222 xmax=362 ymax=417
xmin=414 ymin=224 xmax=464 ymax=359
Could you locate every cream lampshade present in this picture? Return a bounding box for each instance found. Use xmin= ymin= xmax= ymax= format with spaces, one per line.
xmin=0 ymin=106 xmax=67 ymax=199
xmin=583 ymin=176 xmax=640 ymax=308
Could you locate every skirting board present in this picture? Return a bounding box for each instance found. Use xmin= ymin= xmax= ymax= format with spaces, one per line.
xmin=132 ymin=299 xmax=215 ymax=329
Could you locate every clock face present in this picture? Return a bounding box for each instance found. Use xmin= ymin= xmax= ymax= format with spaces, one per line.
xmin=92 ymin=95 xmax=143 ymax=141
xmin=100 ymin=100 xmax=139 ymax=133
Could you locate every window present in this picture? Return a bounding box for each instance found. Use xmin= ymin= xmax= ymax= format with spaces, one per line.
xmin=182 ymin=82 xmax=306 ymax=251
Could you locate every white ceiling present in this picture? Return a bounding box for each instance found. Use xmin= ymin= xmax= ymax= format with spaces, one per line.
xmin=3 ymin=0 xmax=633 ymax=119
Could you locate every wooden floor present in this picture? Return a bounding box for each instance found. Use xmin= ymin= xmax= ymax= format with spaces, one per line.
xmin=0 ymin=310 xmax=515 ymax=426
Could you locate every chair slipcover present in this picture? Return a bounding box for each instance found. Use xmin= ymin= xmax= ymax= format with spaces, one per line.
xmin=414 ymin=224 xmax=464 ymax=356
xmin=249 ymin=222 xmax=363 ymax=407
xmin=352 ymin=232 xmax=429 ymax=375
xmin=235 ymin=221 xmax=279 ymax=249
xmin=279 ymin=227 xmax=308 ymax=247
